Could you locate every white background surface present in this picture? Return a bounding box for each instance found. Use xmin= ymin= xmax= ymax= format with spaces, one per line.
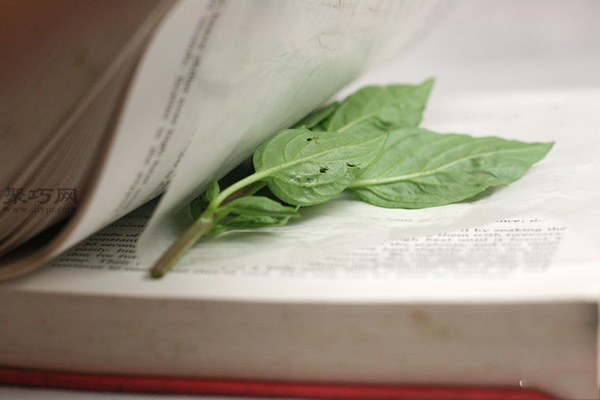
xmin=2 ymin=0 xmax=599 ymax=398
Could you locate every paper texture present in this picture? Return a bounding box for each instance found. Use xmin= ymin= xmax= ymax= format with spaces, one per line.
xmin=4 ymin=88 xmax=599 ymax=302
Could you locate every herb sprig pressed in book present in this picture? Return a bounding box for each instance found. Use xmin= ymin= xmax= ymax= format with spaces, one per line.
xmin=150 ymin=78 xmax=553 ymax=278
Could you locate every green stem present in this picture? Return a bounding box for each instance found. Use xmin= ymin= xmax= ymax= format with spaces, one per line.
xmin=209 ymin=170 xmax=272 ymax=212
xmin=150 ymin=180 xmax=267 ymax=278
xmin=149 ymin=212 xmax=216 ymax=278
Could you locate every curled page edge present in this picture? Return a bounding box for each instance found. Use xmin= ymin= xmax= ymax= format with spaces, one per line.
xmin=137 ymin=0 xmax=446 ymax=266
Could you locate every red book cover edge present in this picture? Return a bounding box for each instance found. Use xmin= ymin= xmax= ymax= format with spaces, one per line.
xmin=0 ymin=366 xmax=582 ymax=399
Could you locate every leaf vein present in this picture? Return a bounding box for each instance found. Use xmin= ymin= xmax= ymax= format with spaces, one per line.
xmin=350 ymin=146 xmax=541 ymax=187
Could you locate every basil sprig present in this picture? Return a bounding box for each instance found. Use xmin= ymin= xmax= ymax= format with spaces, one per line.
xmin=150 ymin=79 xmax=552 ymax=278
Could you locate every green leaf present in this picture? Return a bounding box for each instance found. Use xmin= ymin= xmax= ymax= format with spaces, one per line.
xmin=325 ymin=78 xmax=434 ymax=134
xmin=219 ymin=196 xmax=300 ymax=217
xmin=349 ymin=128 xmax=554 ymax=208
xmin=253 ymin=128 xmax=387 ymax=206
xmin=293 ymin=101 xmax=339 ymax=130
xmin=216 ymin=214 xmax=295 ymax=233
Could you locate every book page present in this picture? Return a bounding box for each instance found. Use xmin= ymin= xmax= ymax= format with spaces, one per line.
xmin=52 ymin=0 xmax=214 ymax=252
xmin=3 ymin=88 xmax=599 ymax=302
xmin=53 ymin=0 xmax=443 ymax=258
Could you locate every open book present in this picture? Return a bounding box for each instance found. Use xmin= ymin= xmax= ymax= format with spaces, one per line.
xmin=1 ymin=1 xmax=600 ymax=399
